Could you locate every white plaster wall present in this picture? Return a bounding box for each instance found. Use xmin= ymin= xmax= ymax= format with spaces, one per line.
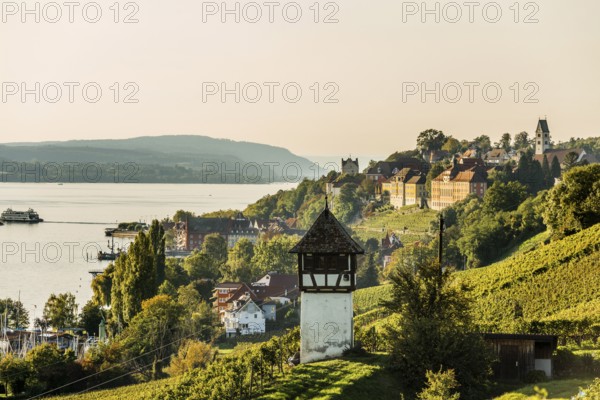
xmin=535 ymin=359 xmax=552 ymax=378
xmin=300 ymin=292 xmax=353 ymax=364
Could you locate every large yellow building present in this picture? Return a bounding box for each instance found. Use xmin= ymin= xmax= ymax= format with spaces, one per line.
xmin=382 ymin=168 xmax=427 ymax=209
xmin=431 ymin=160 xmax=488 ymax=210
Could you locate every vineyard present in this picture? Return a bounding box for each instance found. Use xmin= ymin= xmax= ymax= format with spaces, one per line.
xmin=353 ymin=284 xmax=393 ymax=315
xmin=352 ymin=205 xmax=438 ymax=244
xmin=46 ymin=378 xmax=173 ymax=400
xmin=456 ymin=223 xmax=600 ymax=337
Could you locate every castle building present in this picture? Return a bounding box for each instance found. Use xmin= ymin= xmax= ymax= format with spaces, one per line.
xmin=289 ymin=200 xmax=364 ymax=364
xmin=341 ymin=158 xmax=359 ymax=175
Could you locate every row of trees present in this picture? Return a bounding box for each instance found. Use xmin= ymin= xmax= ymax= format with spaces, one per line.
xmin=415 ymin=129 xmax=536 ymax=155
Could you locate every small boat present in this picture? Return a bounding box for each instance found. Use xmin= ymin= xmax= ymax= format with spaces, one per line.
xmin=1 ymin=208 xmax=44 ymax=223
xmin=105 ymin=228 xmax=118 ymax=237
xmin=97 ymin=237 xmax=123 ymax=261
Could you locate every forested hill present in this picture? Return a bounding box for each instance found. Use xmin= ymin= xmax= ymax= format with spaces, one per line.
xmin=0 ymin=135 xmax=318 ymax=183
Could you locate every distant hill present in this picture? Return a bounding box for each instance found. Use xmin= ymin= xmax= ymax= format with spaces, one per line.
xmin=0 ymin=135 xmax=320 ymax=183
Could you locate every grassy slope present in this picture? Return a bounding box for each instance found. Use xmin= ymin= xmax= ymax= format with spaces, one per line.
xmin=456 ymin=224 xmax=600 ymax=330
xmin=493 ymin=378 xmax=594 ymax=400
xmin=352 ymin=205 xmax=438 ymax=244
xmin=257 ymin=354 xmax=405 ymax=400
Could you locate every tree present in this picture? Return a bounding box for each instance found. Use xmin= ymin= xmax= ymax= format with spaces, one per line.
xmin=43 ymin=293 xmax=78 ymax=329
xmin=357 ymin=252 xmax=379 ymax=289
xmin=542 ymin=154 xmax=552 ymax=188
xmin=79 ymin=300 xmax=103 ymax=336
xmin=551 ymin=155 xmax=561 ymax=179
xmin=442 ymin=137 xmax=461 ymax=154
xmin=426 ymin=163 xmax=447 ymax=193
xmin=332 ymin=183 xmax=361 ymax=224
xmin=202 ymin=233 xmax=228 ymax=265
xmin=417 ymin=129 xmax=447 ymax=153
xmin=0 ymin=354 xmax=29 ymax=396
xmin=0 ymin=298 xmax=29 ymax=329
xmin=149 ymin=220 xmax=166 ymax=287
xmin=472 ymin=135 xmax=492 ymax=153
xmin=221 ymin=238 xmax=256 ymax=282
xmin=166 ymin=340 xmax=215 ymax=376
xmin=563 ymin=152 xmax=580 ymax=171
xmin=119 ymin=295 xmax=184 ymax=379
xmin=385 ymin=259 xmax=492 ymax=399
xmin=26 ymin=343 xmax=78 ymax=392
xmin=543 ymin=164 xmax=600 ymax=238
xmin=483 ymin=181 xmax=528 ymax=213
xmin=251 ymin=235 xmax=298 ymax=276
xmin=496 ymin=133 xmax=512 ymax=152
xmin=173 ymin=210 xmax=195 ymax=223
xmin=514 ymin=131 xmax=531 ymax=150
xmin=183 ymin=251 xmax=218 ymax=280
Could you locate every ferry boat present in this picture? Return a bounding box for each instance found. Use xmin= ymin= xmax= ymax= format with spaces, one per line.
xmin=0 ymin=208 xmax=44 ymax=223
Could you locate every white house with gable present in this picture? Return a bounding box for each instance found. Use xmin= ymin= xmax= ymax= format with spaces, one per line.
xmin=223 ymin=298 xmax=266 ymax=337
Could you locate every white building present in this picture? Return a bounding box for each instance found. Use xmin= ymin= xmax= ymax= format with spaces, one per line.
xmin=223 ymin=298 xmax=266 ymax=337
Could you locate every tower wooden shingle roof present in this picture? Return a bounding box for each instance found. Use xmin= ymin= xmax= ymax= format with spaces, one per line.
xmin=289 ymin=206 xmax=364 ymax=254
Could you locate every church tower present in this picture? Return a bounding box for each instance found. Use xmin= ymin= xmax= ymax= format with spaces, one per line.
xmin=535 ymin=119 xmax=551 ymax=155
xmin=289 ymin=199 xmax=364 ymax=364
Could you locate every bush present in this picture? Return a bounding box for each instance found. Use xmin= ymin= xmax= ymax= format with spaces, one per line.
xmin=523 ymin=370 xmax=547 ymax=384
xmin=417 ymin=369 xmax=460 ymax=400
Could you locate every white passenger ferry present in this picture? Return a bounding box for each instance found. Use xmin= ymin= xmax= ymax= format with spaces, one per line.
xmin=0 ymin=208 xmax=44 ymax=223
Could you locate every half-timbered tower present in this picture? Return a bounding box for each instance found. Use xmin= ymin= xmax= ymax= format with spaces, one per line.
xmin=289 ymin=199 xmax=364 ymax=363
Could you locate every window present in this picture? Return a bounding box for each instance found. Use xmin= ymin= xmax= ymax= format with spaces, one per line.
xmin=254 ymin=314 xmax=257 ymax=318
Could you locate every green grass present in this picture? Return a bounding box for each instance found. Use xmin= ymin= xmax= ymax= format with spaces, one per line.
xmin=352 ymin=205 xmax=438 ymax=244
xmin=493 ymin=378 xmax=595 ymax=400
xmin=45 ymin=378 xmax=174 ymax=400
xmin=257 ymin=354 xmax=405 ymax=400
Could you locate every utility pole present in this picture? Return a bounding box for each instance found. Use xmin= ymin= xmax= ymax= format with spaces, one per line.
xmin=438 ymin=214 xmax=444 ymax=270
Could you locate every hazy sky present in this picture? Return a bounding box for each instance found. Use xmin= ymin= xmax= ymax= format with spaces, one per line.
xmin=1 ymin=0 xmax=599 ymax=156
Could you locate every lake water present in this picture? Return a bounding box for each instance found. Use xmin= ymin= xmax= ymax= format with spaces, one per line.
xmin=0 ymin=182 xmax=296 ymax=324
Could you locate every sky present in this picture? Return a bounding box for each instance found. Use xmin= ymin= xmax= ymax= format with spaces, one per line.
xmin=1 ymin=0 xmax=599 ymax=157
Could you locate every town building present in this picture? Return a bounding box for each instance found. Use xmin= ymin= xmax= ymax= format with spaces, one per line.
xmin=175 ymin=213 xmax=303 ymax=251
xmin=381 ymin=168 xmax=427 ymax=209
xmin=484 ymin=149 xmax=511 ymax=165
xmin=223 ymin=297 xmax=266 ymax=337
xmin=341 ymin=158 xmax=359 ymax=175
xmin=430 ymin=157 xmax=488 ymax=210
xmin=290 ymin=200 xmax=364 ymax=364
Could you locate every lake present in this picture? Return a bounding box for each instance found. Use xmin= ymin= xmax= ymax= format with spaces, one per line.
xmin=0 ymin=182 xmax=296 ymax=324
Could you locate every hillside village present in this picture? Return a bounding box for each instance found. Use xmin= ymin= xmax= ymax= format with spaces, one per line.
xmin=1 ymin=118 xmax=599 ymax=399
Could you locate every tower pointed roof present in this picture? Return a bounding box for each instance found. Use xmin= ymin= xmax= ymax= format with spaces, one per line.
xmin=289 ymin=203 xmax=364 ymax=254
xmin=537 ymin=119 xmax=550 ymax=133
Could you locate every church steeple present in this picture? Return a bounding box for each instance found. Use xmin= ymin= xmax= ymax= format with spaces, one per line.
xmin=536 ymin=118 xmax=551 ymax=155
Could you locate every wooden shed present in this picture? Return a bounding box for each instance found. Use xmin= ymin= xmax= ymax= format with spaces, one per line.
xmin=484 ymin=333 xmax=558 ymax=381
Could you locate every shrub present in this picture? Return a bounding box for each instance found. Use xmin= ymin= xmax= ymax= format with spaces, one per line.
xmin=417 ymin=369 xmax=460 ymax=400
xmin=523 ymin=370 xmax=547 ymax=384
